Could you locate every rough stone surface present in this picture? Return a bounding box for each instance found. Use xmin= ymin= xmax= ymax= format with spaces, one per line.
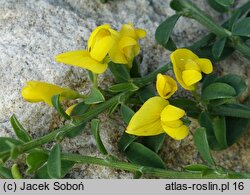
xmin=0 ymin=0 xmax=249 ymax=178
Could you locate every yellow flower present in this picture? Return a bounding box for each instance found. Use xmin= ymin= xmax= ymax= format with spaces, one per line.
xmin=109 ymin=23 xmax=146 ymax=68
xmin=156 ymin=73 xmax=177 ymax=99
xmin=126 ymin=97 xmax=188 ymax=140
xmin=65 ymin=104 xmax=77 ymax=116
xmin=55 ymin=24 xmax=118 ymax=74
xmin=170 ymin=48 xmax=213 ymax=90
xmin=22 ymin=81 xmax=80 ymax=106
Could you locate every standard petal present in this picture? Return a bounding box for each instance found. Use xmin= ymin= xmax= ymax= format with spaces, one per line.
xmin=195 ymin=58 xmax=213 ymax=74
xmin=182 ymin=70 xmax=202 ymax=87
xmin=161 ymin=105 xmax=185 ymax=122
xmin=90 ymin=36 xmax=115 ymax=61
xmin=55 ymin=50 xmax=107 ymax=74
xmin=162 ymin=124 xmax=189 ymax=140
xmin=109 ymin=43 xmax=128 ymax=64
xmin=126 ymin=97 xmax=169 ymax=136
xmin=135 ymin=29 xmax=147 ymax=39
xmin=161 ymin=120 xmax=183 ymax=128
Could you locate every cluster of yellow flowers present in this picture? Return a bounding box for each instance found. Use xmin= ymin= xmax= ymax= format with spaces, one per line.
xmin=55 ymin=23 xmax=146 ymax=73
xmin=21 ymin=23 xmax=214 ymax=141
xmin=126 ymin=48 xmax=213 ymax=140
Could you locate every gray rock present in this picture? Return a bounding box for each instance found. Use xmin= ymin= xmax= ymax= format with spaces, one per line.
xmin=0 ymin=0 xmax=249 ymax=178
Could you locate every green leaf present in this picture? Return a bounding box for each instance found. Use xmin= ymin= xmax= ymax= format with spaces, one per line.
xmin=133 ymin=171 xmax=142 ymax=179
xmin=107 ymin=102 xmax=119 ymax=115
xmin=124 ymin=142 xmax=166 ymax=169
xmin=232 ymin=17 xmax=250 ymax=37
xmin=201 ymin=82 xmax=236 ymax=101
xmin=207 ymin=0 xmax=229 ymax=12
xmin=130 ymin=58 xmax=141 ymax=77
xmin=52 ymin=95 xmax=71 ymax=120
xmin=87 ymin=70 xmax=95 ymax=83
xmin=215 ymin=74 xmax=247 ymax=96
xmin=65 ymin=122 xmax=86 ymax=138
xmin=155 ymin=14 xmax=181 ymax=49
xmin=141 ymin=134 xmax=165 ymax=153
xmin=194 ymin=127 xmax=215 ymax=165
xmin=212 ymin=38 xmax=226 ymax=60
xmin=164 ymin=37 xmax=177 ymax=51
xmin=70 ymin=102 xmax=90 ymax=117
xmin=202 ymin=74 xmax=218 ymax=91
xmin=211 ymin=116 xmax=228 ymax=149
xmin=84 ymin=87 xmax=105 ymax=104
xmin=120 ymin=104 xmax=135 ymax=124
xmin=188 ymin=34 xmax=215 ymax=51
xmin=91 ymin=119 xmax=108 ymax=155
xmin=26 ymin=150 xmax=48 ymax=174
xmin=138 ymin=84 xmax=156 ymax=103
xmin=47 ymin=144 xmax=61 ymax=179
xmin=118 ymin=132 xmax=137 ymax=152
xmin=226 ymin=117 xmax=249 ymax=146
xmin=108 ymin=62 xmax=130 ymax=82
xmin=36 ymin=164 xmax=51 ymax=179
xmin=0 ymin=165 xmax=13 ymax=179
xmin=109 ymin=83 xmax=139 ymax=93
xmin=11 ymin=164 xmax=22 ymax=179
xmin=0 ymin=138 xmax=22 ymax=154
xmin=210 ymin=103 xmax=250 ymax=118
xmin=184 ymin=164 xmax=210 ymax=172
xmin=10 ymin=115 xmax=32 ymax=142
xmin=170 ymin=98 xmax=201 ymax=118
xmin=216 ymin=0 xmax=234 ymax=7
xmin=60 ymin=160 xmax=75 ymax=178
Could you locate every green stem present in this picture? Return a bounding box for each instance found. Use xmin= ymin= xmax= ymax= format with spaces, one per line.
xmin=61 ymin=153 xmax=250 ymax=179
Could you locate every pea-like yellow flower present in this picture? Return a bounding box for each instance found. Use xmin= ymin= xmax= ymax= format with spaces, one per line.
xmin=22 ymin=81 xmax=80 ymax=106
xmin=55 ymin=24 xmax=118 ymax=74
xmin=126 ymin=97 xmax=188 ymax=140
xmin=170 ymin=48 xmax=213 ymax=90
xmin=109 ymin=23 xmax=146 ymax=68
xmin=156 ymin=73 xmax=177 ymax=99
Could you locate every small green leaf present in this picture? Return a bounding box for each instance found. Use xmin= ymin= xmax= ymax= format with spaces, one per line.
xmin=52 ymin=94 xmax=71 ymax=120
xmin=36 ymin=164 xmax=51 ymax=179
xmin=60 ymin=160 xmax=75 ymax=178
xmin=210 ymin=103 xmax=250 ymax=118
xmin=11 ymin=164 xmax=22 ymax=179
xmin=201 ymin=82 xmax=236 ymax=101
xmin=211 ymin=116 xmax=228 ymax=149
xmin=120 ymin=104 xmax=135 ymax=124
xmin=5 ymin=141 xmax=20 ymax=159
xmin=108 ymin=102 xmax=119 ymax=115
xmin=0 ymin=165 xmax=13 ymax=179
xmin=70 ymin=102 xmax=90 ymax=117
xmin=212 ymin=38 xmax=226 ymax=60
xmin=207 ymin=0 xmax=229 ymax=12
xmin=188 ymin=34 xmax=215 ymax=51
xmin=118 ymin=132 xmax=137 ymax=152
xmin=0 ymin=138 xmax=22 ymax=154
xmin=125 ymin=142 xmax=166 ymax=169
xmin=84 ymin=87 xmax=105 ymax=104
xmin=130 ymin=58 xmax=141 ymax=77
xmin=170 ymin=98 xmax=201 ymax=118
xmin=194 ymin=127 xmax=215 ymax=166
xmin=141 ymin=134 xmax=165 ymax=153
xmin=226 ymin=117 xmax=249 ymax=146
xmin=133 ymin=171 xmax=142 ymax=179
xmin=202 ymin=74 xmax=218 ymax=92
xmin=65 ymin=122 xmax=86 ymax=138
xmin=91 ymin=119 xmax=108 ymax=155
xmin=184 ymin=164 xmax=210 ymax=172
xmin=109 ymin=83 xmax=139 ymax=93
xmin=10 ymin=115 xmax=32 ymax=142
xmin=155 ymin=14 xmax=181 ymax=50
xmin=138 ymin=84 xmax=156 ymax=103
xmin=47 ymin=144 xmax=61 ymax=179
xmin=164 ymin=37 xmax=177 ymax=51
xmin=26 ymin=150 xmax=48 ymax=174
xmin=108 ymin=62 xmax=130 ymax=82
xmin=215 ymin=74 xmax=247 ymax=96
xmin=216 ymin=0 xmax=234 ymax=7
xmin=232 ymin=17 xmax=250 ymax=37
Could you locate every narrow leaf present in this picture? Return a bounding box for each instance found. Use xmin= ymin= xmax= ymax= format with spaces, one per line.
xmin=232 ymin=17 xmax=250 ymax=37
xmin=47 ymin=144 xmax=61 ymax=179
xmin=211 ymin=116 xmax=228 ymax=149
xmin=109 ymin=83 xmax=139 ymax=93
xmin=0 ymin=165 xmax=13 ymax=179
xmin=108 ymin=62 xmax=130 ymax=82
xmin=194 ymin=127 xmax=215 ymax=165
xmin=216 ymin=0 xmax=234 ymax=7
xmin=84 ymin=87 xmax=105 ymax=104
xmin=11 ymin=164 xmax=22 ymax=179
xmin=125 ymin=142 xmax=166 ymax=169
xmin=10 ymin=115 xmax=32 ymax=142
xmin=120 ymin=104 xmax=135 ymax=124
xmin=52 ymin=95 xmax=71 ymax=120
xmin=26 ymin=150 xmax=48 ymax=173
xmin=184 ymin=164 xmax=210 ymax=172
xmin=65 ymin=122 xmax=86 ymax=138
xmin=155 ymin=14 xmax=181 ymax=49
xmin=201 ymin=82 xmax=236 ymax=101
xmin=118 ymin=132 xmax=137 ymax=152
xmin=141 ymin=134 xmax=165 ymax=153
xmin=70 ymin=102 xmax=90 ymax=117
xmin=91 ymin=119 xmax=108 ymax=155
xmin=212 ymin=38 xmax=226 ymax=60
xmin=207 ymin=0 xmax=229 ymax=12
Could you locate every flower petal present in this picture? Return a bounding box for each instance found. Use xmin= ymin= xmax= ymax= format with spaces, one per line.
xmin=182 ymin=70 xmax=202 ymax=87
xmin=55 ymin=50 xmax=107 ymax=74
xmin=126 ymin=97 xmax=169 ymax=136
xmin=195 ymin=58 xmax=213 ymax=74
xmin=135 ymin=29 xmax=147 ymax=39
xmin=161 ymin=120 xmax=183 ymax=128
xmin=162 ymin=124 xmax=189 ymax=140
xmin=161 ymin=105 xmax=185 ymax=122
xmin=156 ymin=74 xmax=177 ymax=99
xmin=90 ymin=36 xmax=115 ymax=61
xmin=109 ymin=43 xmax=128 ymax=64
